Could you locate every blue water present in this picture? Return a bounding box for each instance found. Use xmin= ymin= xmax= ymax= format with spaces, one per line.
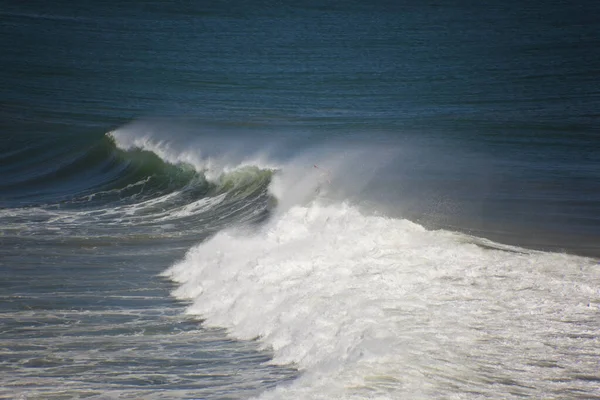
xmin=1 ymin=1 xmax=599 ymax=399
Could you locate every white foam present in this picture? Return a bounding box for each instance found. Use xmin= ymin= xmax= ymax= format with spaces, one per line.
xmin=164 ymin=201 xmax=600 ymax=399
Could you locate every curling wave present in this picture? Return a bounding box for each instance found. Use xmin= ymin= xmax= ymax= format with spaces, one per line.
xmin=0 ymin=127 xmax=284 ymax=242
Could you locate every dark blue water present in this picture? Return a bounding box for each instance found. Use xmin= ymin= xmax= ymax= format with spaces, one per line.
xmin=1 ymin=1 xmax=599 ymax=398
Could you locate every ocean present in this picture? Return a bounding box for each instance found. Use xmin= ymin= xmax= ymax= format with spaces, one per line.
xmin=1 ymin=0 xmax=599 ymax=398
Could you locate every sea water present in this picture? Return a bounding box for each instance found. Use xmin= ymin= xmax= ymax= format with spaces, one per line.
xmin=1 ymin=1 xmax=599 ymax=399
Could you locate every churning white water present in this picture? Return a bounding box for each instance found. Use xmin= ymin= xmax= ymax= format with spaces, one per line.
xmin=165 ymin=200 xmax=600 ymax=399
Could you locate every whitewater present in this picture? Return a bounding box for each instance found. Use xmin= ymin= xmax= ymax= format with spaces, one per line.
xmin=108 ymin=126 xmax=600 ymax=399
xmin=165 ymin=202 xmax=599 ymax=399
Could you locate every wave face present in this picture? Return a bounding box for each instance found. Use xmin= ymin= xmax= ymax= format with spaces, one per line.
xmin=1 ymin=124 xmax=281 ymax=241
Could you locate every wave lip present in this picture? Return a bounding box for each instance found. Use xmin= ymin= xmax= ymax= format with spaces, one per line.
xmin=164 ymin=201 xmax=600 ymax=399
xmin=107 ymin=123 xmax=281 ymax=182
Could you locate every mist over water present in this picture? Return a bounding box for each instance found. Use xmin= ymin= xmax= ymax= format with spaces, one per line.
xmin=2 ymin=0 xmax=600 ymax=398
xmin=108 ymin=120 xmax=600 ymax=256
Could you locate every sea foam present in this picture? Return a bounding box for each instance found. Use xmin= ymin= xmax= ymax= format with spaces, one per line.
xmin=164 ymin=200 xmax=600 ymax=399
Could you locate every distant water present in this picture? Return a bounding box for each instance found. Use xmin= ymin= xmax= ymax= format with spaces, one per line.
xmin=1 ymin=1 xmax=599 ymax=399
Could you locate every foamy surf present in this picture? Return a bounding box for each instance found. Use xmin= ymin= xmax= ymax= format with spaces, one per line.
xmin=164 ymin=201 xmax=600 ymax=399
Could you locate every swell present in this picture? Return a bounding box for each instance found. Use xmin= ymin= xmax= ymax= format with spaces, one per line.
xmin=0 ymin=135 xmax=204 ymax=208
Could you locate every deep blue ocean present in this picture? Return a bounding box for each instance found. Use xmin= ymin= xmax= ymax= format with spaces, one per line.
xmin=1 ymin=1 xmax=599 ymax=399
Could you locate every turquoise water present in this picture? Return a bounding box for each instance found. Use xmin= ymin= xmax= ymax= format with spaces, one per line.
xmin=1 ymin=1 xmax=599 ymax=398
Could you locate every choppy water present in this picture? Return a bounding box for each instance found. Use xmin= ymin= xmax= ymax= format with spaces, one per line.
xmin=1 ymin=1 xmax=599 ymax=399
